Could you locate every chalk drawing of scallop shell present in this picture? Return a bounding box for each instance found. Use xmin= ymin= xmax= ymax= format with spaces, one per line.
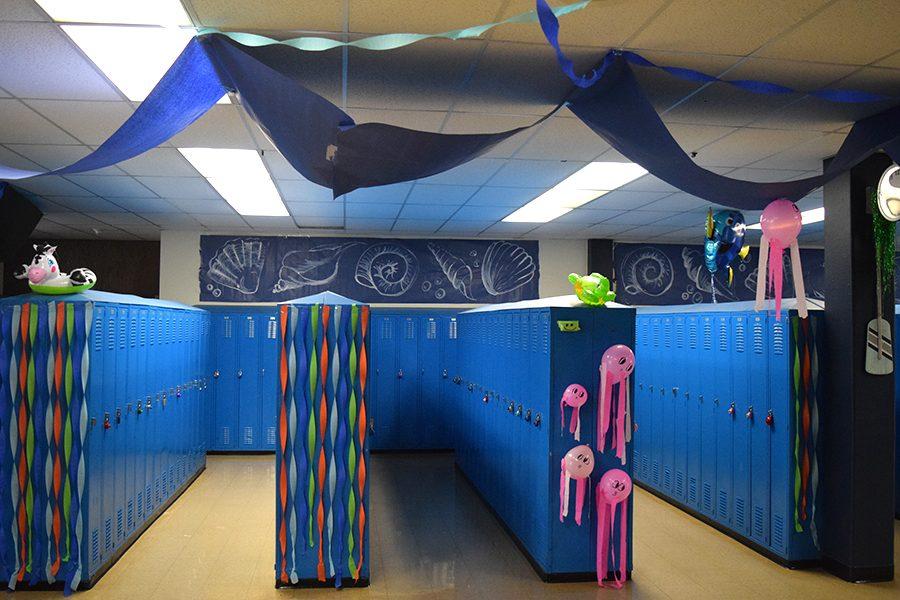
xmin=620 ymin=246 xmax=673 ymax=297
xmin=206 ymin=238 xmax=265 ymax=295
xmin=355 ymin=243 xmax=419 ymax=297
xmin=272 ymin=242 xmax=362 ymax=294
xmin=481 ymin=241 xmax=536 ymax=296
xmin=428 ymin=243 xmax=475 ymax=300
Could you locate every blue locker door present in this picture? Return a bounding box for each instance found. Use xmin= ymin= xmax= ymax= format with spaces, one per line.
xmin=661 ymin=316 xmax=674 ymax=495
xmin=768 ymin=315 xmax=791 ymax=556
xmin=399 ymin=316 xmax=420 ymax=449
xmin=125 ymin=309 xmax=138 ymax=535
xmin=238 ymin=315 xmax=261 ymax=449
xmin=714 ymin=314 xmax=733 ymax=526
xmin=136 ymin=308 xmax=148 ymax=524
xmin=649 ymin=316 xmax=662 ymax=487
xmin=699 ymin=314 xmax=717 ymax=517
xmin=632 ymin=316 xmax=645 ymax=481
xmin=213 ymin=315 xmax=238 ymax=449
xmin=260 ymin=314 xmax=279 ymax=450
xmin=730 ymin=315 xmax=751 ymax=537
xmin=114 ymin=305 xmax=128 ymax=546
xmin=87 ymin=306 xmax=106 ymax=572
xmin=673 ymin=316 xmax=687 ymax=502
xmin=418 ymin=316 xmax=442 ymax=449
xmin=749 ymin=314 xmax=770 ymax=546
xmin=372 ymin=315 xmax=399 ymax=449
xmin=685 ymin=315 xmax=701 ymax=509
xmin=439 ymin=316 xmax=458 ymax=450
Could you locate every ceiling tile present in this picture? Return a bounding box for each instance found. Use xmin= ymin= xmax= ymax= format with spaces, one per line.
xmin=553 ymin=208 xmax=621 ymax=224
xmin=619 ymin=175 xmax=680 ymax=193
xmin=101 ymin=197 xmax=181 ymax=213
xmin=21 ymin=195 xmax=71 ymax=213
xmin=87 ymin=212 xmax=154 ymax=226
xmin=345 ymin=203 xmax=401 ymax=219
xmin=0 ymin=23 xmax=120 ymax=100
xmin=1 ymin=0 xmax=50 ymax=21
xmin=875 ymin=51 xmax=900 ymax=69
xmin=656 ymin=211 xmax=707 ymax=227
xmin=632 ymin=51 xmax=740 ymax=112
xmin=116 ymin=148 xmax=197 ymax=177
xmin=481 ymin=222 xmax=535 ymax=236
xmin=168 ymin=105 xmax=257 ymax=149
xmin=466 ymin=186 xmax=541 ymax=207
xmin=192 ymin=214 xmax=248 ymax=229
xmin=486 ymin=159 xmax=585 ymax=188
xmin=262 ymin=151 xmax=302 ymax=180
xmin=0 ymin=145 xmax=42 ymax=171
xmin=603 ymin=210 xmax=672 ymax=226
xmin=294 ymin=216 xmax=344 ymax=228
xmin=193 ymin=0 xmax=344 ymax=30
xmin=145 ymin=213 xmax=202 ymax=228
xmin=13 ymin=176 xmax=95 ymax=197
xmin=665 ymin=122 xmax=736 ymax=154
xmin=417 ymin=158 xmax=506 ymax=186
xmin=4 ymin=144 xmax=122 ymax=174
xmin=406 ymin=184 xmax=479 ymax=205
xmin=630 ymin=0 xmax=827 ymax=56
xmin=348 ymin=108 xmax=448 ymax=130
xmin=277 ymin=179 xmax=334 ymax=202
xmin=286 ymin=201 xmax=344 ymax=218
xmin=437 ymin=221 xmax=493 ymax=234
xmin=42 ymin=195 xmax=127 ymax=212
xmin=747 ymin=133 xmax=845 ymax=171
xmin=162 ymin=198 xmax=234 ymax=214
xmin=451 ymin=205 xmax=511 ymax=221
xmin=583 ymin=222 xmax=636 ymax=237
xmin=398 ymin=204 xmax=458 ymax=220
xmin=640 ymin=192 xmax=707 ymax=211
xmin=582 ymin=190 xmax=671 ymax=210
xmin=245 ymin=216 xmax=297 ymax=229
xmin=345 ymin=183 xmax=413 ymax=203
xmin=345 ymin=218 xmax=396 ymax=231
xmin=695 ymin=128 xmax=823 ymax=168
xmin=756 ymin=0 xmax=899 ymax=65
xmin=391 ymin=219 xmax=445 ymax=233
xmin=529 ymin=222 xmax=590 ymax=236
xmin=0 ymin=99 xmax=78 ymax=144
xmin=136 ymin=176 xmax=218 ymax=199
xmin=441 ymin=113 xmax=535 ymax=158
xmin=663 ymin=83 xmax=798 ymax=128
xmin=23 ymin=100 xmax=133 ymax=145
xmin=350 ymin=0 xmax=503 ymax=33
xmin=514 ymin=116 xmax=611 ymax=161
xmin=65 ymin=174 xmax=156 ymax=198
xmin=724 ymin=167 xmax=810 ymax=183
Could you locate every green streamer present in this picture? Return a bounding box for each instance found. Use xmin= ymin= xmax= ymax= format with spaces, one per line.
xmin=871 ymin=188 xmax=895 ymax=293
xmin=196 ymin=0 xmax=592 ymax=52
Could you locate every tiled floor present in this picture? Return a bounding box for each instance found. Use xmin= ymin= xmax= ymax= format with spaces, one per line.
xmin=22 ymin=454 xmax=900 ymax=599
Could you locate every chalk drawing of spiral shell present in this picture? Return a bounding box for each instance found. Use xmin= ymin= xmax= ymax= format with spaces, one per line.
xmin=481 ymin=241 xmax=536 ymax=296
xmin=428 ymin=243 xmax=475 ymax=300
xmin=355 ymin=243 xmax=419 ymax=297
xmin=272 ymin=242 xmax=361 ymax=294
xmin=620 ymin=247 xmax=673 ymax=297
xmin=207 ymin=238 xmax=265 ymax=295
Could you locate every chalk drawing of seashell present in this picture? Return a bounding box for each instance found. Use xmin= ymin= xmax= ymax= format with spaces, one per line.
xmin=428 ymin=243 xmax=475 ymax=300
xmin=620 ymin=246 xmax=673 ymax=298
xmin=272 ymin=242 xmax=362 ymax=293
xmin=207 ymin=238 xmax=265 ymax=295
xmin=682 ymin=247 xmax=737 ymax=301
xmin=355 ymin=243 xmax=419 ymax=297
xmin=481 ymin=241 xmax=536 ymax=296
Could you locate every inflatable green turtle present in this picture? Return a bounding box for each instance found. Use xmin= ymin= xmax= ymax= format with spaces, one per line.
xmin=568 ymin=272 xmax=616 ymax=306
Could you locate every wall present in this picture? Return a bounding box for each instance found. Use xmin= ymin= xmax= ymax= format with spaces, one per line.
xmin=159 ymin=231 xmax=586 ymax=306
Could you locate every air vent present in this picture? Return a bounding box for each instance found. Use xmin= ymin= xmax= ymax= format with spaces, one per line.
xmin=718 ymin=490 xmax=729 ymax=521
xmin=127 ymin=499 xmax=134 ymax=531
xmin=222 ymin=426 xmax=230 ymax=446
xmin=772 ymin=321 xmax=784 ymax=354
xmin=688 ymin=320 xmax=698 ymax=349
xmin=267 ymin=318 xmax=277 ymax=339
xmin=753 ymin=505 xmax=766 ymax=540
xmin=772 ymin=515 xmax=785 ymax=549
xmin=703 ymin=483 xmax=712 ymax=512
xmin=753 ymin=318 xmax=764 ymax=354
xmin=718 ymin=319 xmax=727 ymax=352
xmin=427 ymin=319 xmax=437 ymax=339
xmin=381 ymin=319 xmax=393 ymax=340
xmin=117 ymin=508 xmax=123 ymax=539
xmin=735 ymin=497 xmax=745 ymax=530
xmin=267 ymin=426 xmax=276 ymax=446
xmin=224 ymin=318 xmax=233 ymax=339
xmin=448 ymin=319 xmax=457 ymax=340
xmin=244 ymin=426 xmax=254 ymax=445
xmin=735 ymin=319 xmax=745 ymax=353
xmin=405 ymin=319 xmax=415 ymax=339
xmin=664 ymin=319 xmax=672 ymax=348
xmin=137 ymin=492 xmax=143 ymax=520
xmin=703 ymin=319 xmax=712 ymax=350
xmin=107 ymin=312 xmax=115 ymax=349
xmin=104 ymin=518 xmax=112 ymax=551
xmin=247 ymin=317 xmax=255 ymax=339
xmin=688 ymin=477 xmax=697 ymax=505
xmin=93 ymin=315 xmax=103 ymax=351
xmin=652 ymin=461 xmax=660 ymax=485
xmin=91 ymin=529 xmax=100 ymax=565
xmin=675 ymin=471 xmax=684 ymax=498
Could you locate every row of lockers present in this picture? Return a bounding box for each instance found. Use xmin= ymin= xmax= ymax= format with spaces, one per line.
xmin=451 ymin=303 xmax=636 ymax=579
xmin=369 ymin=311 xmax=458 ymax=451
xmin=206 ymin=307 xmax=279 ymax=451
xmin=0 ymin=292 xmax=209 ymax=590
xmin=632 ymin=306 xmax=820 ymax=563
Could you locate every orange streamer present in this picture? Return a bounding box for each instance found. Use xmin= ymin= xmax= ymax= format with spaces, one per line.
xmin=277 ymin=306 xmax=289 ymax=583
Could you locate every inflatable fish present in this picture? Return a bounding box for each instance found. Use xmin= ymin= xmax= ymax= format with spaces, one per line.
xmin=704 ymin=208 xmax=749 ymax=288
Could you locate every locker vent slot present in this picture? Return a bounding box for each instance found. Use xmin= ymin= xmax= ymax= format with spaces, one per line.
xmin=381 ymin=320 xmax=393 ymax=340
xmin=688 ymin=322 xmax=697 ymax=349
xmin=119 ymin=319 xmax=126 ymax=349
xmin=107 ymin=316 xmax=115 ymax=349
xmin=146 ymin=485 xmax=152 ymax=510
xmin=541 ymin=315 xmax=549 ymax=354
xmin=140 ymin=320 xmax=146 ymax=347
xmin=703 ymin=483 xmax=712 ymax=512
xmin=156 ymin=479 xmax=161 ymax=503
xmin=427 ymin=319 xmax=437 ymax=339
xmin=267 ymin=426 xmax=276 ymax=446
xmin=664 ymin=321 xmax=672 ymax=348
xmin=753 ymin=506 xmax=765 ymax=540
xmin=718 ymin=490 xmax=729 ymax=520
xmin=448 ymin=319 xmax=457 ymax=340
xmin=632 ymin=450 xmax=640 ymax=477
xmin=162 ymin=472 xmax=168 ymax=495
xmin=267 ymin=318 xmax=277 ymax=339
xmin=224 ymin=318 xmax=233 ymax=339
xmin=664 ymin=467 xmax=671 ymax=490
xmin=247 ymin=318 xmax=255 ymax=339
xmin=652 ymin=461 xmax=660 ymax=485
xmin=753 ymin=320 xmax=764 ymax=354
xmin=718 ymin=320 xmax=727 ymax=351
xmin=652 ymin=322 xmax=659 ymax=347
xmin=675 ymin=471 xmax=684 ymax=498
xmin=222 ymin=426 xmax=230 ymax=446
xmin=137 ymin=492 xmax=143 ymax=519
xmin=772 ymin=515 xmax=785 ymax=549
xmin=104 ymin=519 xmax=112 ymax=551
xmin=93 ymin=317 xmax=103 ymax=351
xmin=405 ymin=319 xmax=415 ymax=339
xmin=772 ymin=322 xmax=784 ymax=354
xmin=734 ymin=497 xmax=745 ymax=530
xmin=641 ymin=456 xmax=649 ymax=479
xmin=688 ymin=477 xmax=698 ymax=505
xmin=703 ymin=320 xmax=712 ymax=350
xmin=130 ymin=317 xmax=137 ymax=347
xmin=91 ymin=529 xmax=100 ymax=565
xmin=735 ymin=320 xmax=745 ymax=353
xmin=117 ymin=509 xmax=123 ymax=539
xmin=127 ymin=500 xmax=134 ymax=531
xmin=674 ymin=322 xmax=683 ymax=349
xmin=244 ymin=426 xmax=254 ymax=445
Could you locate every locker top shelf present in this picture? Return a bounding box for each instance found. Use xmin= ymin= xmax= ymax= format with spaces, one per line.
xmin=278 ymin=291 xmax=365 ymax=306
xmin=635 ymin=298 xmax=824 ymax=315
xmin=462 ymin=294 xmax=633 ymax=314
xmin=0 ymin=290 xmax=205 ymax=311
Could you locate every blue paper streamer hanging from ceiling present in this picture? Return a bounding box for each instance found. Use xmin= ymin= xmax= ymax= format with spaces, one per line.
xmin=1 ymin=1 xmax=899 ymax=211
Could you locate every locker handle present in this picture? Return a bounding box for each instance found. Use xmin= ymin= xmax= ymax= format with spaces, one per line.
xmin=533 ymin=412 xmax=542 ymax=427
xmin=745 ymin=406 xmax=754 ymax=420
xmin=482 ymin=394 xmax=489 ymax=404
xmin=237 ymin=369 xmax=243 ymax=379
xmin=515 ymin=404 xmax=523 ymax=417
xmin=684 ymin=391 xmax=690 ymax=399
xmin=115 ymin=408 xmax=121 ymax=425
xmin=765 ymin=410 xmax=774 ymax=427
xmin=397 ymin=369 xmax=404 ymax=379
xmin=213 ymin=370 xmax=220 ymax=379
xmin=671 ymin=387 xmax=679 ymax=396
xmin=727 ymin=402 xmax=735 ymax=416
xmin=442 ymin=369 xmax=448 ymax=378
xmin=103 ymin=413 xmax=110 ymax=430
xmin=369 ymin=419 xmax=375 ymax=434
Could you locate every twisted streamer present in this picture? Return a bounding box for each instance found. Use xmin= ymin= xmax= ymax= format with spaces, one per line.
xmin=295 ymin=306 xmax=310 ymax=554
xmin=66 ymin=303 xmax=87 ymax=593
xmin=43 ymin=303 xmax=56 ymax=583
xmin=333 ymin=308 xmax=350 ymax=587
xmin=356 ymin=306 xmax=369 ymax=581
xmin=25 ymin=304 xmax=37 ymax=578
xmin=326 ymin=306 xmax=340 ymax=579
xmin=287 ymin=306 xmax=299 ymax=584
xmin=346 ymin=305 xmax=359 ymax=579
xmin=9 ymin=304 xmax=23 ymax=589
xmin=792 ymin=317 xmax=802 ymax=532
xmin=306 ymin=305 xmax=319 ymax=547
xmin=316 ymin=305 xmax=331 ymax=581
xmin=808 ymin=318 xmax=820 ymax=548
xmin=0 ymin=306 xmax=11 ymax=585
xmin=277 ymin=305 xmax=289 ymax=584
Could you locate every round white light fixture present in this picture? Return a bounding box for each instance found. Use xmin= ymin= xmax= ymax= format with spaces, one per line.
xmin=876 ymin=164 xmax=900 ymax=222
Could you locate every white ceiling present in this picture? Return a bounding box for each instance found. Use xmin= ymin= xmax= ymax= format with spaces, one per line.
xmin=1 ymin=0 xmax=898 ymax=245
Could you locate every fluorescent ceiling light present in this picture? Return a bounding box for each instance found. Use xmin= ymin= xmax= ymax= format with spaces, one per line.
xmin=36 ymin=0 xmax=192 ymax=26
xmin=747 ymin=207 xmax=824 ymax=230
xmin=503 ymin=162 xmax=647 ymax=223
xmin=178 ymin=148 xmax=289 ymax=217
xmin=60 ymin=25 xmax=228 ymax=104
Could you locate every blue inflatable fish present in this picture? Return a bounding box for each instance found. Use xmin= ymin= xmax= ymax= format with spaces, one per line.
xmin=704 ymin=208 xmax=750 ymax=287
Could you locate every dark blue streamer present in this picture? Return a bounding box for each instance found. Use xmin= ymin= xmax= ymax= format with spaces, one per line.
xmin=0 ymin=310 xmax=9 ymax=584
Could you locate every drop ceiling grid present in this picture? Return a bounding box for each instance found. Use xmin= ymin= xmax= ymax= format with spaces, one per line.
xmin=1 ymin=0 xmax=898 ymax=242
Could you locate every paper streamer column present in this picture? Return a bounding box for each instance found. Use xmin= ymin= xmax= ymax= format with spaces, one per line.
xmin=276 ymin=292 xmax=370 ymax=589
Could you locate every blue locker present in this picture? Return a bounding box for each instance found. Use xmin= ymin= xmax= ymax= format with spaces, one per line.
xmin=88 ymin=306 xmax=106 ymax=572
xmin=714 ymin=314 xmax=733 ymax=526
xmin=749 ymin=314 xmax=771 ymax=546
xmin=672 ymin=316 xmax=687 ymax=502
xmin=685 ymin=315 xmax=701 ymax=509
xmin=730 ymin=315 xmax=751 ymax=537
xmin=238 ymin=316 xmax=260 ymax=449
xmin=660 ymin=316 xmax=674 ymax=495
xmin=649 ymin=316 xmax=662 ymax=488
xmin=260 ymin=314 xmax=279 ymax=449
xmin=698 ymin=314 xmax=717 ymax=517
xmin=213 ymin=315 xmax=237 ymax=449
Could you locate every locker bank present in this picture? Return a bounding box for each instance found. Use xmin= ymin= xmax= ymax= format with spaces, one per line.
xmin=1 ymin=0 xmax=899 ymax=596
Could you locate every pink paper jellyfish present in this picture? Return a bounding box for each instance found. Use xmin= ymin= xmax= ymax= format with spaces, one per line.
xmin=596 ymin=469 xmax=632 ymax=588
xmin=559 ymin=444 xmax=595 ymax=525
xmin=560 ymin=383 xmax=588 ymax=441
xmin=754 ymin=198 xmax=808 ymax=320
xmin=597 ymin=345 xmax=634 ymax=465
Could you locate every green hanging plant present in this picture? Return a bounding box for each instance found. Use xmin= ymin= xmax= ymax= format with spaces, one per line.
xmin=871 ymin=188 xmax=896 ymax=293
